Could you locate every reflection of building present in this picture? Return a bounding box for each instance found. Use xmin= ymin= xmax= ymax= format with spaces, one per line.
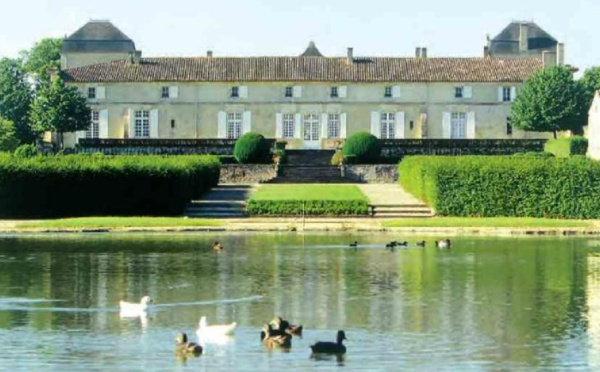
xmin=60 ymin=20 xmax=565 ymax=149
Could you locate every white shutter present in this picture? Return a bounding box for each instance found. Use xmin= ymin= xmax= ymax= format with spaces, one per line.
xmin=320 ymin=113 xmax=328 ymax=138
xmin=293 ymin=86 xmax=302 ymax=98
xmin=394 ymin=111 xmax=405 ymax=139
xmin=340 ymin=113 xmax=347 ymax=139
xmin=463 ymin=86 xmax=472 ymax=98
xmin=467 ymin=111 xmax=476 ymax=139
xmin=239 ymin=86 xmax=248 ymax=98
xmin=338 ymin=86 xmax=347 ymax=98
xmin=128 ymin=109 xmax=135 ymax=138
xmin=96 ymin=86 xmax=106 ymax=100
xmin=510 ymin=86 xmax=517 ymax=102
xmin=392 ymin=85 xmax=401 ymax=98
xmin=275 ymin=113 xmax=283 ymax=138
xmin=497 ymin=87 xmax=504 ymax=102
xmin=242 ymin=111 xmax=251 ymax=133
xmin=442 ymin=112 xmax=451 ymax=139
xmin=294 ymin=113 xmax=302 ymax=138
xmin=170 ymin=86 xmax=178 ymax=99
xmin=99 ymin=109 xmax=108 ymax=138
xmin=149 ymin=109 xmax=159 ymax=138
xmin=217 ymin=111 xmax=227 ymax=138
xmin=370 ymin=111 xmax=381 ymax=138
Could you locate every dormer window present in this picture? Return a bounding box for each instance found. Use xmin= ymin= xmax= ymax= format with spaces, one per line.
xmin=161 ymin=86 xmax=170 ymax=98
xmin=88 ymin=87 xmax=96 ymax=99
xmin=285 ymin=86 xmax=293 ymax=98
xmin=231 ymin=86 xmax=239 ymax=98
xmin=331 ymin=87 xmax=338 ymax=98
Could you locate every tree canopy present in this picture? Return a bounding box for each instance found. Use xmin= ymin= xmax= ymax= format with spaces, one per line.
xmin=30 ymin=77 xmax=90 ymax=147
xmin=579 ymin=66 xmax=600 ymax=105
xmin=0 ymin=58 xmax=35 ymax=143
xmin=0 ymin=117 xmax=19 ymax=152
xmin=20 ymin=38 xmax=63 ymax=85
xmin=511 ymin=66 xmax=588 ymax=138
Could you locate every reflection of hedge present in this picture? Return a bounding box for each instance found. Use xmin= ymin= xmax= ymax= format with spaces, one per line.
xmin=399 ymin=155 xmax=600 ymax=218
xmin=544 ymin=136 xmax=588 ymax=158
xmin=246 ymin=200 xmax=368 ymax=216
xmin=0 ymin=154 xmax=220 ymax=218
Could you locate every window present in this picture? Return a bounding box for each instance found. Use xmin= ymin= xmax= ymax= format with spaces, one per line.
xmin=451 ymin=112 xmax=466 ymax=138
xmin=502 ymin=87 xmax=511 ymax=102
xmin=328 ymin=114 xmax=340 ymax=138
xmin=282 ymin=114 xmax=295 ymax=138
xmin=161 ymin=86 xmax=170 ymax=98
xmin=231 ymin=86 xmax=239 ymax=98
xmin=330 ymin=87 xmax=338 ymax=98
xmin=455 ymin=87 xmax=463 ymax=98
xmin=134 ymin=110 xmax=150 ymax=138
xmin=384 ymin=86 xmax=392 ymax=98
xmin=380 ymin=112 xmax=395 ymax=139
xmin=285 ymin=86 xmax=293 ymax=98
xmin=226 ymin=112 xmax=242 ymax=139
xmin=88 ymin=87 xmax=96 ymax=99
xmin=86 ymin=110 xmax=99 ymax=138
xmin=506 ymin=117 xmax=513 ymax=136
xmin=303 ymin=114 xmax=320 ymax=141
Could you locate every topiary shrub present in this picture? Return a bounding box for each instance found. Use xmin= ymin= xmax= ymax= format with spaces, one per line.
xmin=14 ymin=144 xmax=38 ymax=158
xmin=544 ymin=136 xmax=588 ymax=157
xmin=233 ymin=132 xmax=270 ymax=164
xmin=342 ymin=131 xmax=381 ymax=163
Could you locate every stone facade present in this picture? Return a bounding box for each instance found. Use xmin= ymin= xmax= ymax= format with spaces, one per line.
xmin=219 ymin=164 xmax=277 ymax=184
xmin=343 ymin=165 xmax=398 ymax=183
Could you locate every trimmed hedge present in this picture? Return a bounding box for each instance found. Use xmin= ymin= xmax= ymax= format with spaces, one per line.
xmin=0 ymin=154 xmax=220 ymax=218
xmin=399 ymin=155 xmax=600 ymax=219
xmin=544 ymin=136 xmax=588 ymax=158
xmin=246 ymin=200 xmax=369 ymax=216
xmin=342 ymin=132 xmax=381 ymax=163
xmin=233 ymin=132 xmax=271 ymax=164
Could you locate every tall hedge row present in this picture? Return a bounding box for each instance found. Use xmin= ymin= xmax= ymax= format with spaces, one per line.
xmin=0 ymin=154 xmax=220 ymax=218
xmin=399 ymin=155 xmax=600 ymax=218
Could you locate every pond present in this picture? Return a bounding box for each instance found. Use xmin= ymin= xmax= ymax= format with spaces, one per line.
xmin=0 ymin=233 xmax=599 ymax=370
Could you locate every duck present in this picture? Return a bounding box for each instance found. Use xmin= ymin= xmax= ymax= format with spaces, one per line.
xmin=349 ymin=241 xmax=358 ymax=248
xmin=396 ymin=241 xmax=408 ymax=248
xmin=119 ymin=296 xmax=153 ymax=316
xmin=385 ymin=241 xmax=397 ymax=249
xmin=212 ymin=241 xmax=224 ymax=251
xmin=270 ymin=316 xmax=303 ymax=336
xmin=310 ymin=330 xmax=347 ymax=354
xmin=435 ymin=239 xmax=451 ymax=249
xmin=261 ymin=323 xmax=292 ymax=349
xmin=196 ymin=316 xmax=237 ymax=339
xmin=174 ymin=332 xmax=202 ymax=356
xmin=416 ymin=240 xmax=426 ymax=247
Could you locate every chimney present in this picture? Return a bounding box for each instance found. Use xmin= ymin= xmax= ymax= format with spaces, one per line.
xmin=130 ymin=50 xmax=142 ymax=64
xmin=519 ymin=23 xmax=528 ymax=52
xmin=207 ymin=50 xmax=213 ymax=58
xmin=556 ymin=43 xmax=565 ymax=66
xmin=542 ymin=50 xmax=557 ymax=68
xmin=483 ymin=45 xmax=489 ymax=57
xmin=421 ymin=47 xmax=427 ymax=58
xmin=415 ymin=47 xmax=421 ymax=58
xmin=347 ymin=47 xmax=353 ymax=64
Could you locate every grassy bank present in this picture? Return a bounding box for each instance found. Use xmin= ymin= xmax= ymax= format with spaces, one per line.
xmin=15 ymin=217 xmax=223 ymax=230
xmin=382 ymin=217 xmax=595 ymax=228
xmin=249 ymin=184 xmax=367 ymax=201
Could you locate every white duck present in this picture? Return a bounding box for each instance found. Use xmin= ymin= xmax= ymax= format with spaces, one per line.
xmin=119 ymin=296 xmax=153 ymax=317
xmin=196 ymin=316 xmax=237 ymax=339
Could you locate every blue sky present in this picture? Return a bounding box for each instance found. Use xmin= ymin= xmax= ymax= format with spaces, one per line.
xmin=0 ymin=0 xmax=597 ymax=73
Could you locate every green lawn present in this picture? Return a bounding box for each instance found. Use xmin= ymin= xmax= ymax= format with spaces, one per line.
xmin=250 ymin=185 xmax=368 ymax=201
xmin=382 ymin=217 xmax=595 ymax=228
xmin=16 ymin=217 xmax=223 ymax=229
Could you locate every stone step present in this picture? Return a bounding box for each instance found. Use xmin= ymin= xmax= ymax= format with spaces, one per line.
xmin=285 ymin=150 xmax=335 ymax=166
xmin=186 ymin=212 xmax=246 ymax=218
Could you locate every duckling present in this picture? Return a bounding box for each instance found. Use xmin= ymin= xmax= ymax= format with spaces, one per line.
xmin=212 ymin=242 xmax=224 ymax=251
xmin=385 ymin=241 xmax=397 ymax=249
xmin=416 ymin=240 xmax=426 ymax=247
xmin=270 ymin=316 xmax=303 ymax=336
xmin=310 ymin=330 xmax=347 ymax=354
xmin=349 ymin=241 xmax=358 ymax=248
xmin=435 ymin=239 xmax=451 ymax=249
xmin=261 ymin=323 xmax=292 ymax=349
xmin=174 ymin=332 xmax=203 ymax=356
xmin=396 ymin=241 xmax=408 ymax=248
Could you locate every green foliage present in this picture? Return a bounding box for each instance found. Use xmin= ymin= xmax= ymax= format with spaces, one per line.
xmin=0 ymin=154 xmax=220 ymax=218
xmin=0 ymin=118 xmax=19 ymax=152
xmin=579 ymin=66 xmax=600 ymax=105
xmin=511 ymin=66 xmax=588 ymax=138
xmin=233 ymin=132 xmax=270 ymax=164
xmin=544 ymin=136 xmax=588 ymax=158
xmin=0 ymin=58 xmax=35 ymax=144
xmin=13 ymin=144 xmax=38 ymax=158
xmin=512 ymin=151 xmax=554 ymax=157
xmin=20 ymin=38 xmax=62 ymax=86
xmin=331 ymin=150 xmax=344 ymax=165
xmin=30 ymin=77 xmax=91 ymax=146
xmin=399 ymin=155 xmax=600 ymax=219
xmin=247 ymin=199 xmax=369 ymax=216
xmin=342 ymin=131 xmax=381 ymax=163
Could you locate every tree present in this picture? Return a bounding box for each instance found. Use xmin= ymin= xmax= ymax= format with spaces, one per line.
xmin=0 ymin=58 xmax=35 ymax=144
xmin=579 ymin=66 xmax=600 ymax=105
xmin=30 ymin=77 xmax=90 ymax=148
xmin=0 ymin=117 xmax=19 ymax=152
xmin=511 ymin=66 xmax=588 ymax=138
xmin=19 ymin=38 xmax=63 ymax=86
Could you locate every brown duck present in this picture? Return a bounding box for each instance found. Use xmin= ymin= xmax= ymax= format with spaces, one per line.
xmin=174 ymin=332 xmax=202 ymax=356
xmin=260 ymin=323 xmax=292 ymax=349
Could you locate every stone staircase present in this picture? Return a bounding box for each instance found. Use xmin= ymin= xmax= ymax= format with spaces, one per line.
xmin=184 ymin=184 xmax=254 ymax=218
xmin=370 ymin=203 xmax=435 ymax=218
xmin=265 ymin=150 xmax=353 ymax=183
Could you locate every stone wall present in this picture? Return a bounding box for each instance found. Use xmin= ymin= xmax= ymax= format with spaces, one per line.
xmin=219 ymin=164 xmax=277 ymax=184
xmin=343 ymin=165 xmax=398 ymax=183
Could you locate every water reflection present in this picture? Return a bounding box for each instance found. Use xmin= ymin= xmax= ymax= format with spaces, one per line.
xmin=0 ymin=233 xmax=594 ymax=370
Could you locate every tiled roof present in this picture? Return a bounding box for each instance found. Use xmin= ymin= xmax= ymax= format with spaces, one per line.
xmin=62 ymin=56 xmax=544 ymax=83
xmin=61 ymin=20 xmax=136 ymax=54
